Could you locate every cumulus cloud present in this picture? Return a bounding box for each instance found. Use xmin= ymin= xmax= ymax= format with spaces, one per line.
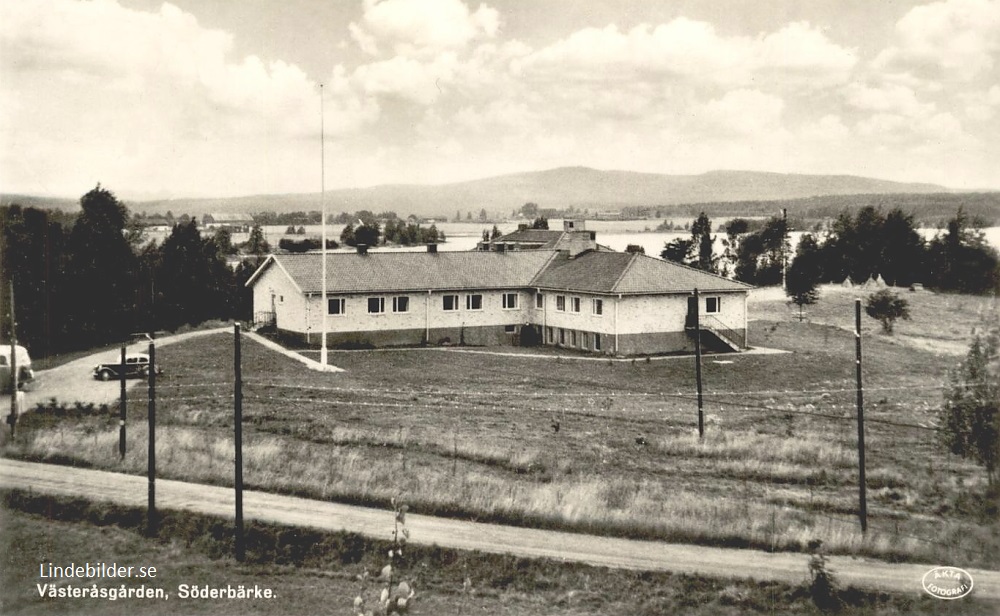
xmin=516 ymin=18 xmax=856 ymax=88
xmin=873 ymin=0 xmax=1000 ymax=83
xmin=349 ymin=0 xmax=499 ymax=57
xmin=0 ymin=0 xmax=376 ymax=197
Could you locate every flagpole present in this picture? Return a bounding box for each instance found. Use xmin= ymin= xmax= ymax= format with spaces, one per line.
xmin=320 ymin=83 xmax=328 ymax=366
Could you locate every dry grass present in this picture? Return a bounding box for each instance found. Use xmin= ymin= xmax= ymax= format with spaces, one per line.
xmin=3 ymin=288 xmax=997 ymax=567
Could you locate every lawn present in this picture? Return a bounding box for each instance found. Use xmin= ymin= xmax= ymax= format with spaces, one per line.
xmin=2 ymin=287 xmax=998 ymax=569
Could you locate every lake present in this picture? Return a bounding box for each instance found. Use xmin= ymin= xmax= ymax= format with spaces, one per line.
xmin=257 ymin=219 xmax=1000 ymax=257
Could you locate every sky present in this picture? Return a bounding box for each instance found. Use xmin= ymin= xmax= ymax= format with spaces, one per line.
xmin=2 ymin=0 xmax=999 ymax=200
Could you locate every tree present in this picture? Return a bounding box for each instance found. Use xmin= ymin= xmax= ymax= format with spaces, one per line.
xmin=690 ymin=212 xmax=717 ymax=273
xmin=530 ymin=216 xmax=549 ymax=230
xmin=479 ymin=208 xmax=488 ymax=222
xmin=520 ymin=202 xmax=539 ymax=218
xmin=625 ymin=244 xmax=645 ymax=255
xmin=246 ymin=223 xmax=270 ymax=263
xmin=63 ymin=185 xmax=139 ymax=347
xmin=661 ymin=238 xmax=693 ymax=264
xmin=939 ymin=321 xmax=1000 ymax=485
xmin=926 ymin=209 xmax=1000 ymax=294
xmin=341 ymin=223 xmax=356 ymax=247
xmin=786 ymin=234 xmax=822 ymax=321
xmin=864 ymin=289 xmax=910 ymax=334
xmin=155 ymin=219 xmax=233 ymax=329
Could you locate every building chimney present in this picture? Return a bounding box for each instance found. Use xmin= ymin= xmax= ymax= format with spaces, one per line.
xmin=357 ymin=244 xmax=368 ymax=255
xmin=426 ymin=243 xmax=438 ymax=253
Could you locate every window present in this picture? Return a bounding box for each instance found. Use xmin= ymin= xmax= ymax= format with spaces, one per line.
xmin=556 ymin=296 xmax=566 ymax=312
xmin=368 ymin=297 xmax=385 ymax=314
xmin=570 ymin=330 xmax=577 ymax=346
xmin=559 ymin=329 xmax=565 ymax=344
xmin=571 ymin=297 xmax=581 ymax=313
xmin=547 ymin=327 xmax=554 ymax=343
xmin=466 ymin=294 xmax=483 ymax=310
xmin=582 ymin=332 xmax=589 ymax=348
xmin=504 ymin=325 xmax=516 ymax=334
xmin=328 ymin=298 xmax=345 ymax=315
xmin=279 ymin=295 xmax=284 ymax=303
xmin=443 ymin=294 xmax=459 ymax=311
xmin=706 ymin=297 xmax=721 ymax=314
xmin=393 ymin=296 xmax=409 ymax=313
xmin=594 ymin=333 xmax=602 ymax=351
xmin=535 ymin=293 xmax=543 ymax=309
xmin=592 ymin=299 xmax=603 ymax=315
xmin=502 ymin=293 xmax=518 ymax=309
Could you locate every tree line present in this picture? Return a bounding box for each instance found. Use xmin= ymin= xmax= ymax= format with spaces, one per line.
xmin=1 ymin=186 xmax=264 ymax=357
xmin=662 ymin=207 xmax=1000 ymax=295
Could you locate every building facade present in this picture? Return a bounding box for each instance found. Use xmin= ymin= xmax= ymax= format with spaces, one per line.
xmin=247 ymin=235 xmax=752 ymax=355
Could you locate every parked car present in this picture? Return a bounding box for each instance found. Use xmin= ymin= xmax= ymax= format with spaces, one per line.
xmin=93 ymin=353 xmax=162 ymax=381
xmin=0 ymin=344 xmax=34 ymax=393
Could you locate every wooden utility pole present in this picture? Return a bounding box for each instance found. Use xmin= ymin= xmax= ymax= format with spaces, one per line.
xmin=147 ymin=335 xmax=157 ymax=537
xmin=694 ymin=288 xmax=704 ymax=438
xmin=119 ymin=343 xmax=127 ymax=460
xmin=854 ymin=299 xmax=868 ymax=533
xmin=7 ymin=280 xmax=18 ymax=437
xmin=234 ymin=323 xmax=245 ymax=562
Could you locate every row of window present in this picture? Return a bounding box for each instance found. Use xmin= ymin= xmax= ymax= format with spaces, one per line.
xmin=327 ymin=293 xmax=520 ymax=315
xmin=326 ymin=293 xmax=722 ymax=316
xmin=546 ymin=327 xmax=603 ymax=351
xmin=547 ymin=294 xmax=603 ymax=315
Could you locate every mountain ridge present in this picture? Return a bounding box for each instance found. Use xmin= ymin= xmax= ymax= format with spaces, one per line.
xmin=1 ymin=167 xmax=963 ymax=217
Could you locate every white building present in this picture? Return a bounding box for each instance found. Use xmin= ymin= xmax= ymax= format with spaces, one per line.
xmin=246 ymin=228 xmax=751 ymax=355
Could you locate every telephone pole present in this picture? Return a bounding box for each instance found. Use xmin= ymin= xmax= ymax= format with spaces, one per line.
xmin=855 ymin=299 xmax=868 ymax=533
xmin=7 ymin=280 xmax=19 ymax=437
xmin=147 ymin=334 xmax=157 ymax=537
xmin=319 ymin=83 xmax=329 ymax=367
xmin=694 ymin=288 xmax=704 ymax=438
xmin=234 ymin=323 xmax=245 ymax=561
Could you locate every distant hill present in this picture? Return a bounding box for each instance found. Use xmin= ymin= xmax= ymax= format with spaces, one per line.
xmin=3 ymin=167 xmax=981 ymax=220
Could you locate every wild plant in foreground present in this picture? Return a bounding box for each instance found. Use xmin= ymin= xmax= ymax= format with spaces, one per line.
xmin=353 ymin=497 xmax=415 ymax=615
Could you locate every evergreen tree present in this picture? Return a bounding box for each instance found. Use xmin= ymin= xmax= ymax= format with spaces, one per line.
xmin=940 ymin=320 xmax=1000 ymax=485
xmin=64 ymin=185 xmax=139 ymax=347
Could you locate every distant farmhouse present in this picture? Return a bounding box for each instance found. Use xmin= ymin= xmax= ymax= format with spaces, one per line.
xmin=202 ymin=213 xmax=253 ymax=233
xmin=247 ymin=221 xmax=751 ymax=356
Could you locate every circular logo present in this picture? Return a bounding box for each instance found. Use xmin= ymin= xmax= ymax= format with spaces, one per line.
xmin=922 ymin=567 xmax=974 ymax=600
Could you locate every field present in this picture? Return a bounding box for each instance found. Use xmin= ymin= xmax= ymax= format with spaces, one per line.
xmin=2 ymin=286 xmax=998 ymax=573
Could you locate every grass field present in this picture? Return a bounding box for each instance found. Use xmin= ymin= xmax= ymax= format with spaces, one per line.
xmin=2 ymin=287 xmax=998 ymax=569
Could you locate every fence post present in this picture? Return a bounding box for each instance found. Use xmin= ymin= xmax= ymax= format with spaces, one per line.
xmin=694 ymin=288 xmax=704 ymax=438
xmin=855 ymin=299 xmax=868 ymax=533
xmin=147 ymin=335 xmax=157 ymax=537
xmin=234 ymin=323 xmax=245 ymax=562
xmin=119 ymin=343 xmax=127 ymax=460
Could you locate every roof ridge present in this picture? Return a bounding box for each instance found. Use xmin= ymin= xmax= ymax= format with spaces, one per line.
xmin=649 ymin=253 xmax=754 ymax=289
xmin=609 ymin=252 xmax=640 ymax=293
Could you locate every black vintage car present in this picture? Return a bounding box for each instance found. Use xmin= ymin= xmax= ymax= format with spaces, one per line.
xmin=93 ymin=353 xmax=162 ymax=380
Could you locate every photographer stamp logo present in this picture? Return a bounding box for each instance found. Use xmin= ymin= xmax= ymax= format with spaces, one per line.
xmin=921 ymin=566 xmax=973 ymax=600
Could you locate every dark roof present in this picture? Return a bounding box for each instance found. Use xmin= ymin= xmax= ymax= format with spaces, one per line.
xmin=252 ymin=249 xmax=751 ymax=296
xmin=259 ymin=251 xmax=559 ymax=294
xmin=491 ymin=228 xmax=565 ymax=247
xmin=531 ymin=251 xmax=752 ymax=294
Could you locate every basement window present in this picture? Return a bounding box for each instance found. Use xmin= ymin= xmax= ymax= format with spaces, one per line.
xmin=328 ymin=298 xmax=345 ymax=315
xmin=443 ymin=294 xmax=459 ymax=311
xmin=706 ymin=297 xmax=721 ymax=314
xmin=504 ymin=325 xmax=516 ymax=334
xmin=368 ymin=297 xmax=385 ymax=314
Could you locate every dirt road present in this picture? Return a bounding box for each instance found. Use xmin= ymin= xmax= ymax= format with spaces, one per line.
xmin=0 ymin=328 xmax=231 ymax=410
xmin=1 ymin=458 xmax=996 ymax=602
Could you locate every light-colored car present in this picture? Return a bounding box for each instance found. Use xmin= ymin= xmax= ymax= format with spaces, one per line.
xmin=93 ymin=353 xmax=162 ymax=381
xmin=0 ymin=344 xmax=34 ymax=393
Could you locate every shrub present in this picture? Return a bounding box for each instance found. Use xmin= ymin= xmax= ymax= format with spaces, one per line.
xmin=864 ymin=290 xmax=910 ymax=334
